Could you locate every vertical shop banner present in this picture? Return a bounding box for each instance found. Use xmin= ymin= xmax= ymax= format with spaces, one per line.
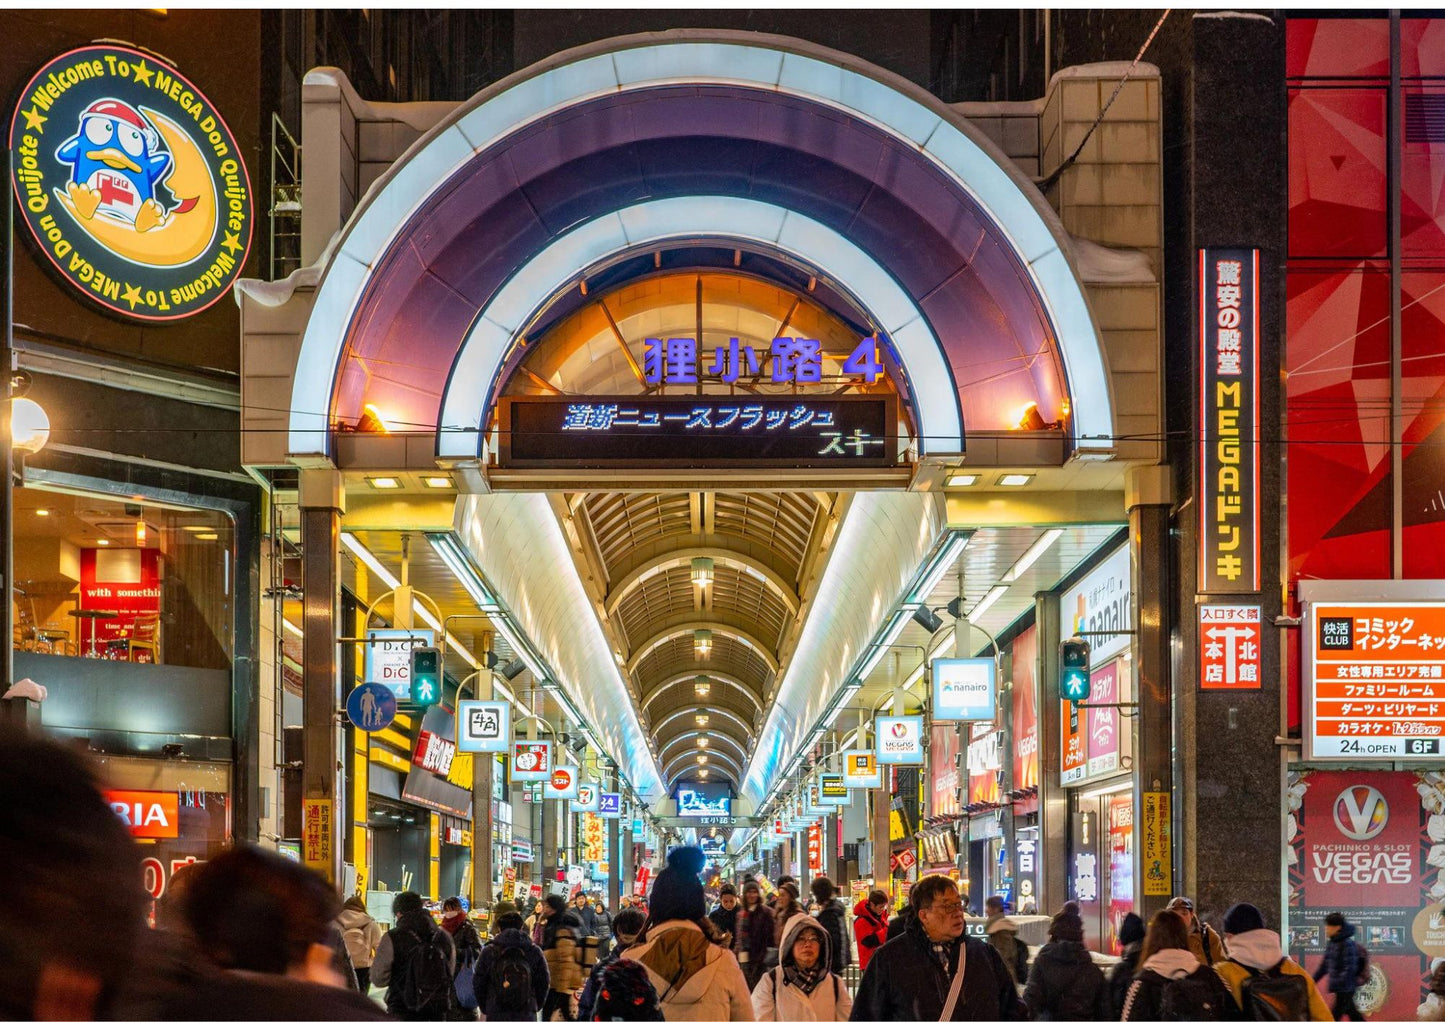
xmin=581 ymin=813 xmax=606 ymax=863
xmin=1071 ymin=810 xmax=1099 ymax=904
xmin=1198 ymin=247 xmax=1260 ymax=593
xmin=1107 ymin=795 xmax=1135 ymax=956
xmin=303 ymin=798 xmax=332 ymax=872
xmin=78 ymin=548 xmax=161 ymax=657
xmin=1199 ymin=604 xmax=1263 ymax=690
xmin=1062 ymin=699 xmax=1087 ymax=785
xmin=1012 ymin=626 xmax=1040 ymax=795
xmin=1061 ymin=544 xmax=1133 ymax=662
xmin=966 ymin=730 xmax=1001 ymax=806
xmin=931 ymin=724 xmax=962 ymax=816
xmin=1141 ymin=792 xmax=1172 ymax=896
xmin=1087 ymin=661 xmax=1121 ymax=776
xmin=807 ymin=823 xmax=823 ymax=872
xmin=1287 ymin=770 xmax=1435 ymax=1021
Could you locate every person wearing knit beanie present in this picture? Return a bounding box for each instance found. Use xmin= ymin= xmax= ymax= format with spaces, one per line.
xmin=647 ymin=845 xmax=707 ymax=925
xmin=1222 ymin=902 xmax=1266 ymax=935
xmin=1023 ymin=904 xmax=1108 ymax=1019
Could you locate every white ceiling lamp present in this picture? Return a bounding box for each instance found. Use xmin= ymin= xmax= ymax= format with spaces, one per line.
xmin=694 ymin=676 xmax=711 ymax=699
xmin=694 ymin=629 xmax=713 ymax=657
xmin=1005 ymin=528 xmax=1064 ymax=582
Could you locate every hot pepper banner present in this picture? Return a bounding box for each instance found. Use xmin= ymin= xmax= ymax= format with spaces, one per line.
xmin=1198 ymin=248 xmax=1260 ymax=593
xmin=1287 ymin=770 xmax=1445 ymax=1021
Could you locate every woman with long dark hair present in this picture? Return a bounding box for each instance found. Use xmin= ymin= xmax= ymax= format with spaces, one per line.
xmin=1119 ymin=910 xmax=1231 ymax=1021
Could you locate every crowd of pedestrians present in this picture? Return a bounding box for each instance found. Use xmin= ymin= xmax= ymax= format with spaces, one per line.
xmin=4 ymin=729 xmax=1410 ymax=1022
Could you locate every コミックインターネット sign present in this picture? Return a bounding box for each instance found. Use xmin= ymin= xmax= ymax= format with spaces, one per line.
xmin=9 ymin=45 xmax=253 ymax=321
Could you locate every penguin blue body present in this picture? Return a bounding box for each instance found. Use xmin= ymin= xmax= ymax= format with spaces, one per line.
xmin=55 ymin=101 xmax=171 ymax=222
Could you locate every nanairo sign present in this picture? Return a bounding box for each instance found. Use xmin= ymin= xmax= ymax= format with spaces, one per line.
xmin=9 ymin=45 xmax=253 ymax=321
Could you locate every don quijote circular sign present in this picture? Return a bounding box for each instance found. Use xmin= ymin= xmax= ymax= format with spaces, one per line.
xmin=9 ymin=45 xmax=253 ymax=321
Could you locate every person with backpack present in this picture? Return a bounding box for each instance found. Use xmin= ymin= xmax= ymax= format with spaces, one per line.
xmin=440 ymin=898 xmax=483 ymax=1019
xmin=1119 ymin=910 xmax=1232 ymax=1021
xmin=1312 ymin=912 xmax=1366 ymax=1021
xmin=372 ymin=891 xmax=458 ymax=1021
xmin=852 ymin=890 xmax=889 ymax=973
xmin=580 ymin=909 xmax=648 ymax=1019
xmin=983 ymin=896 xmax=1027 ymax=986
xmin=809 ymin=877 xmax=850 ymax=978
xmin=1214 ymin=902 xmax=1331 ymax=1021
xmin=472 ymin=910 xmax=550 ymax=1022
xmin=620 ymin=846 xmax=753 ymax=1021
xmin=751 ymin=914 xmax=853 ymax=1021
xmin=541 ymin=894 xmax=587 ymax=1021
xmin=585 ymin=958 xmax=665 ymax=1021
xmin=1166 ymin=897 xmax=1225 ymax=969
xmin=1021 ymin=902 xmax=1109 ymax=1020
xmin=1109 ymin=913 xmax=1146 ymax=1017
xmin=339 ymin=895 xmax=385 ymax=993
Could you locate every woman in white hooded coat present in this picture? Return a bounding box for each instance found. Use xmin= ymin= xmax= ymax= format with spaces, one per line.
xmin=751 ymin=914 xmax=852 ymax=1022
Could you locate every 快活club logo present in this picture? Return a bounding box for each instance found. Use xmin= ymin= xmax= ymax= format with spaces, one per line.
xmin=9 ymin=45 xmax=252 ymax=321
xmin=1333 ymin=784 xmax=1389 ymax=842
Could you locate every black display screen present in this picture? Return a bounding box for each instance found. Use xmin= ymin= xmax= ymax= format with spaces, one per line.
xmin=498 ymin=395 xmax=897 ymax=469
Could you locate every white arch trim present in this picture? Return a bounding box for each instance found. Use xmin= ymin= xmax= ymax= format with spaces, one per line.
xmin=605 ymin=549 xmax=800 ymax=619
xmin=659 ymin=731 xmax=749 ymax=764
xmin=669 ymin=764 xmax=743 ymax=789
xmin=652 ymin=705 xmax=753 ymax=739
xmin=640 ymin=672 xmax=764 ymax=714
xmin=663 ymin=748 xmax=744 ymax=780
xmin=289 ymin=35 xmax=1112 ymax=459
xmin=437 ymin=196 xmax=961 ymax=459
xmin=625 ymin=616 xmax=780 ymax=676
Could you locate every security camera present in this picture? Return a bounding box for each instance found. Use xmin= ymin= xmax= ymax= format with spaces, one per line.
xmin=161 ymin=743 xmax=184 ymax=759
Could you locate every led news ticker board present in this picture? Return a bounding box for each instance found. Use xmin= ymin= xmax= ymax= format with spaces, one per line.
xmin=497 ymin=395 xmax=897 ymax=469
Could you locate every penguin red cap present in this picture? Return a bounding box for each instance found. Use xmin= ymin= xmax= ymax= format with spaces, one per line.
xmin=80 ymin=99 xmax=148 ymax=131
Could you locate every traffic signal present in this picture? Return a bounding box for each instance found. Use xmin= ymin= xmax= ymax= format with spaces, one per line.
xmin=1060 ymin=638 xmax=1091 ymax=702
xmin=410 ymin=646 xmax=441 ymax=706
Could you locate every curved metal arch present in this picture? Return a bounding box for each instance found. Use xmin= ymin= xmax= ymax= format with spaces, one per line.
xmin=663 ymin=747 xmax=744 ymax=781
xmin=669 ymin=764 xmax=743 ymax=790
xmin=291 ymin=34 xmax=1113 ymax=459
xmin=605 ymin=549 xmax=800 ymax=620
xmin=658 ymin=730 xmax=749 ymax=764
xmin=639 ymin=672 xmax=764 ymax=714
xmin=650 ymin=705 xmax=754 ymax=740
xmin=627 ymin=618 xmax=780 ymax=677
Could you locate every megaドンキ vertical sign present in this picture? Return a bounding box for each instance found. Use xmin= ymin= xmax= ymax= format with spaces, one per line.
xmin=1198 ymin=248 xmax=1260 ymax=593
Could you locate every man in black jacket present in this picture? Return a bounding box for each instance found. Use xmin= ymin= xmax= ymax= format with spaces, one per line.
xmin=709 ymin=884 xmax=741 ymax=944
xmin=810 ymin=876 xmax=850 ymax=976
xmin=472 ymin=912 xmax=549 ymax=1022
xmin=851 ymin=876 xmax=1022 ymax=1021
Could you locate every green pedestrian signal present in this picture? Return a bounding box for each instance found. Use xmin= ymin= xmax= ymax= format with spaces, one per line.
xmin=1060 ymin=638 xmax=1091 ymax=702
xmin=410 ymin=646 xmax=442 ymax=706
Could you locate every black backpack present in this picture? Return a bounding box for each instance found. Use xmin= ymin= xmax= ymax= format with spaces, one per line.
xmin=489 ymin=943 xmax=535 ymax=1015
xmin=1158 ymin=969 xmax=1229 ymax=1021
xmin=395 ymin=928 xmax=455 ymax=1016
xmin=1240 ymin=962 xmax=1313 ymax=1021
xmin=590 ymin=958 xmax=664 ymax=1021
xmin=1013 ymin=936 xmax=1030 ymax=984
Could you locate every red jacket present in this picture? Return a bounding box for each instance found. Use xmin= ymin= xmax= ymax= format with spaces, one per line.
xmin=852 ymin=900 xmax=888 ymax=971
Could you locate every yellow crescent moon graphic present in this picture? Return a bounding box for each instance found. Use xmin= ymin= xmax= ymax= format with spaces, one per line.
xmin=55 ymin=107 xmax=217 ymax=267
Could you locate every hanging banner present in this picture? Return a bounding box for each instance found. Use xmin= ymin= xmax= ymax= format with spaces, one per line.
xmin=571 ymin=783 xmax=600 ymax=813
xmin=1141 ymin=792 xmax=1171 ymax=897
xmin=581 ymin=813 xmax=606 ymax=863
xmin=599 ymin=792 xmax=622 ymax=819
xmin=1287 ymin=769 xmax=1433 ymax=1020
xmin=1086 ymin=661 xmax=1121 ymax=778
xmin=365 ymin=629 xmax=434 ymax=701
xmin=965 ymin=730 xmax=1000 ymax=807
xmin=457 ymin=700 xmax=511 ymax=752
xmin=1198 ymin=247 xmax=1260 ymax=593
xmin=544 ymin=764 xmax=578 ymax=800
xmin=931 ymin=658 xmax=998 ymax=722
xmin=511 ymin=741 xmax=552 ymax=782
xmin=1107 ymin=794 xmax=1135 ymax=956
xmin=807 ymin=823 xmax=823 ymax=871
xmin=1199 ymin=604 xmax=1263 ymax=690
xmin=930 ymin=724 xmax=961 ymax=815
xmin=8 ymin=44 xmax=255 ymax=322
xmin=1061 ymin=698 xmax=1087 ymax=786
xmin=1011 ymin=625 xmax=1040 ymax=802
xmin=843 ymin=750 xmax=881 ymax=788
xmin=818 ymin=773 xmax=849 ymax=805
xmin=876 ymin=715 xmax=925 ymax=765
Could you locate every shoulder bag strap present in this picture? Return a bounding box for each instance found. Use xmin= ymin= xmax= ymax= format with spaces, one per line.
xmin=938 ymin=943 xmax=968 ymax=1022
xmin=1120 ymin=978 xmax=1142 ymax=1022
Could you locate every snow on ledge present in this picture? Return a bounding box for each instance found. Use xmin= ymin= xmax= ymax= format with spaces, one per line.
xmin=1069 ymin=236 xmax=1156 ymax=285
xmin=1193 ymin=11 xmax=1276 ymax=22
xmin=1049 ymin=61 xmax=1160 ymax=90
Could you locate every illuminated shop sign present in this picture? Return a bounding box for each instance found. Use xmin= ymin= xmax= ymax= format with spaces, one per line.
xmin=876 ymin=715 xmax=925 ymax=764
xmin=106 ymin=789 xmax=179 ymax=838
xmin=412 ymin=728 xmax=457 ymax=777
xmin=366 ymin=628 xmax=434 ymax=701
xmin=457 ymin=700 xmax=510 ymax=753
xmin=498 ymin=395 xmax=897 ymax=469
xmin=843 ymin=751 xmax=881 ymax=788
xmin=8 ymin=45 xmax=253 ymax=321
xmin=818 ymin=773 xmax=849 ymax=805
xmin=1199 ymin=604 xmax=1262 ymax=690
xmin=641 ymin=336 xmax=884 ymax=387
xmin=1304 ymin=599 xmax=1445 ymax=760
xmin=932 ymin=658 xmax=998 ymax=722
xmin=1198 ymin=248 xmax=1260 ymax=593
xmin=544 ymin=765 xmax=579 ymax=800
xmin=511 ymin=741 xmax=552 ymax=782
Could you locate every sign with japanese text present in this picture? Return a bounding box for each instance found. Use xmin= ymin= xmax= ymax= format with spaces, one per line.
xmin=1061 ymin=698 xmax=1087 ymax=786
xmin=511 ymin=741 xmax=552 ymax=782
xmin=544 ymin=764 xmax=578 ymax=800
xmin=303 ymin=798 xmax=332 ymax=873
xmin=1107 ymin=795 xmax=1135 ymax=955
xmin=1287 ymin=769 xmax=1435 ymax=1021
xmin=807 ymin=823 xmax=823 ymax=871
xmin=599 ymin=792 xmax=622 ymax=819
xmin=930 ymin=724 xmax=961 ymax=815
xmin=1305 ymin=600 xmax=1445 ymax=759
xmin=818 ymin=773 xmax=849 ymax=805
xmin=1061 ymin=543 xmax=1132 ymax=663
xmin=366 ymin=629 xmax=434 ymax=701
xmin=412 ymin=727 xmax=457 ymax=778
xmin=457 ymin=700 xmax=510 ymax=753
xmin=639 ymin=335 xmax=885 ymax=388
xmin=1071 ymin=810 xmax=1099 ymax=903
xmin=876 ymin=715 xmax=925 ymax=765
xmin=843 ymin=751 xmax=880 ymax=788
xmin=1142 ymin=792 xmax=1171 ymax=896
xmin=1198 ymin=248 xmax=1260 ymax=593
xmin=1199 ymin=604 xmax=1262 ymax=690
xmin=106 ymin=789 xmax=179 ymax=839
xmin=581 ymin=813 xmax=606 ymax=862
xmin=932 ymin=658 xmax=998 ymax=722
xmin=498 ymin=395 xmax=896 ymax=469
xmin=1086 ymin=660 xmax=1121 ymax=778
xmin=8 ymin=45 xmax=254 ymax=321
xmin=965 ymin=729 xmax=1000 ymax=807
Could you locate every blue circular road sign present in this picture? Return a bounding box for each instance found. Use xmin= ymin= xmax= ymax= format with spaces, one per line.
xmin=346 ymin=682 xmax=397 ymax=733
